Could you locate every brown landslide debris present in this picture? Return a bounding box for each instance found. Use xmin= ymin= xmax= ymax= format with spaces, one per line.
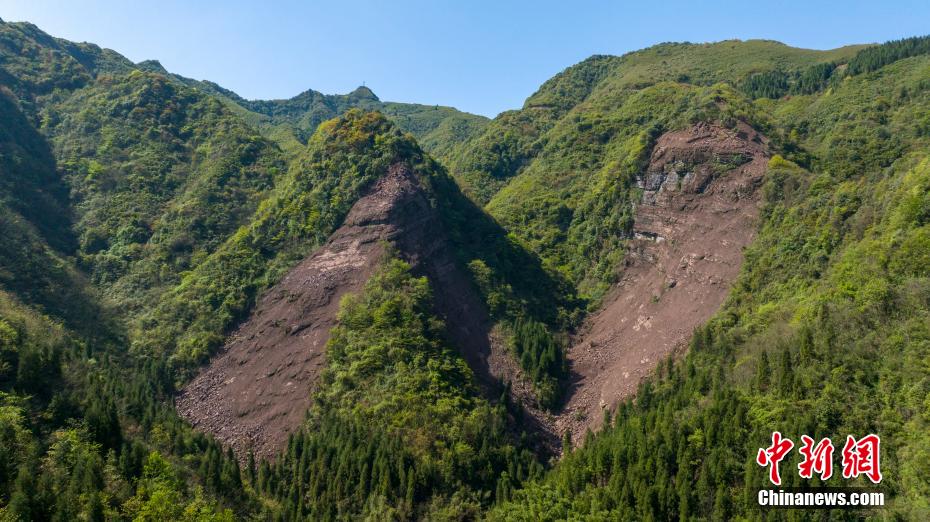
xmin=177 ymin=164 xmax=542 ymax=460
xmin=178 ymin=121 xmax=769 ymax=459
xmin=556 ymin=121 xmax=770 ymax=443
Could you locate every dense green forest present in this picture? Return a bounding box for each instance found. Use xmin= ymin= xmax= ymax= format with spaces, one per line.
xmin=255 ymin=259 xmax=544 ymax=520
xmin=0 ymin=16 xmax=929 ymax=521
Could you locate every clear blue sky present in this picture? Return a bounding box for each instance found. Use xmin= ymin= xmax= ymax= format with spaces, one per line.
xmin=2 ymin=1 xmax=928 ymax=116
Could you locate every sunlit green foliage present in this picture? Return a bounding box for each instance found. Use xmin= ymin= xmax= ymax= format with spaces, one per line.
xmin=0 ymin=20 xmax=291 ymax=520
xmin=447 ymin=40 xmax=860 ymax=203
xmin=42 ymin=71 xmax=285 ymax=318
xmin=451 ymin=40 xmax=862 ymax=303
xmin=0 ymin=88 xmax=105 ymax=334
xmin=0 ymin=284 xmax=243 ymax=520
xmin=494 ymin=50 xmax=930 ymax=521
xmin=379 ymin=101 xmax=489 ymax=159
xmin=131 ymin=107 xmax=570 ymax=398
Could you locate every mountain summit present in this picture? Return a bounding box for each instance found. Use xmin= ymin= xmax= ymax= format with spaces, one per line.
xmin=347 ymin=84 xmax=379 ymax=100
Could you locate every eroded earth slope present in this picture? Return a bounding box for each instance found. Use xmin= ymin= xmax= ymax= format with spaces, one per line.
xmin=179 ymin=122 xmax=771 ymax=457
xmin=177 ymin=164 xmax=519 ymax=458
xmin=557 ymin=122 xmax=769 ymax=441
xmin=177 ymin=164 xmax=474 ymax=457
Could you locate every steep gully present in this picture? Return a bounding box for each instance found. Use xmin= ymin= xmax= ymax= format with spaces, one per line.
xmin=179 ymin=122 xmax=769 ymax=458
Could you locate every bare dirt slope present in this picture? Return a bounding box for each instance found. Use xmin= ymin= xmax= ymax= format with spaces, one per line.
xmin=176 ymin=172 xmax=395 ymax=459
xmin=177 ymin=164 xmax=544 ymax=459
xmin=556 ymin=122 xmax=769 ymax=442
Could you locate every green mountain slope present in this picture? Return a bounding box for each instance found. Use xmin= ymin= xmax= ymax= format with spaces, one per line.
xmin=0 ymin=87 xmax=70 ymax=248
xmin=445 ymin=41 xmax=864 ymax=205
xmin=450 ymin=40 xmax=871 ymax=302
xmin=0 ymin=76 xmax=244 ymax=522
xmin=256 ymin=259 xmax=544 ymax=519
xmin=0 ymin=20 xmax=289 ymax=321
xmin=490 ymin=38 xmax=930 ymax=521
xmin=0 ymin=18 xmax=486 ymax=158
xmin=0 ymin=18 xmax=485 ymax=321
xmin=0 ymin=87 xmax=103 ymax=330
xmin=45 ymin=71 xmax=285 ymax=317
xmin=0 ymin=20 xmax=502 ymax=519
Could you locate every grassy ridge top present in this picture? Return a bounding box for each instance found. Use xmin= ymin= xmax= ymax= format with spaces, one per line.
xmin=524 ymin=40 xmax=864 ymax=111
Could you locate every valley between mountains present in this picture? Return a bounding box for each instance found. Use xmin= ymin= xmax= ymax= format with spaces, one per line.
xmin=1 ymin=17 xmax=929 ymax=520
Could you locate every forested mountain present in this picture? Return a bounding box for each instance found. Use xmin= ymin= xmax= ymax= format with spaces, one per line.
xmin=0 ymin=16 xmax=928 ymax=521
xmin=491 ymin=42 xmax=930 ymax=520
xmin=177 ymin=76 xmax=490 ymax=159
xmin=0 ymin=19 xmax=555 ymax=520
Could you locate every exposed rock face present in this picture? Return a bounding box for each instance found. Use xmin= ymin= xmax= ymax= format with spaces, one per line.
xmin=177 ymin=164 xmax=510 ymax=459
xmin=557 ymin=122 xmax=769 ymax=442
